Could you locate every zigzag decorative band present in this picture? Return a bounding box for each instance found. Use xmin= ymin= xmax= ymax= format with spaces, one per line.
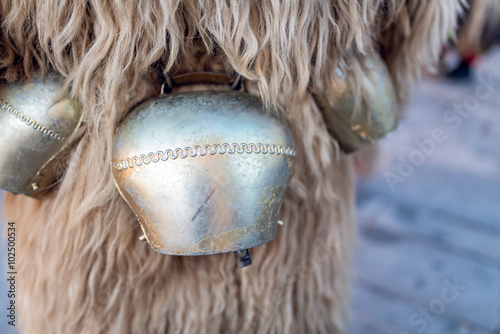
xmin=114 ymin=143 xmax=296 ymax=171
xmin=0 ymin=99 xmax=64 ymax=141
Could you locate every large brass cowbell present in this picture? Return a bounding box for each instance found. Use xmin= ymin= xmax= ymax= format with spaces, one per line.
xmin=111 ymin=73 xmax=296 ymax=266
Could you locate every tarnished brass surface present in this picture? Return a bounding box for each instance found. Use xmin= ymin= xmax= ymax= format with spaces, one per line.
xmin=0 ymin=73 xmax=82 ymax=198
xmin=112 ymin=91 xmax=296 ymax=255
xmin=314 ymin=53 xmax=398 ymax=153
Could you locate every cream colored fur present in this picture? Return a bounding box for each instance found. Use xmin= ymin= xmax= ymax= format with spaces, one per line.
xmin=1 ymin=1 xmax=462 ymax=333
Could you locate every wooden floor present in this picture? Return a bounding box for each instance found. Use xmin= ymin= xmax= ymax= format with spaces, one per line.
xmin=349 ymin=48 xmax=500 ymax=334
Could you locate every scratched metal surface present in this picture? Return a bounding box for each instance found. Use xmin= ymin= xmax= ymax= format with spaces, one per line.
xmin=112 ymin=91 xmax=296 ymax=255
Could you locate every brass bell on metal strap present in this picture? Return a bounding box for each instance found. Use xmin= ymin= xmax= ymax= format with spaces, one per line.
xmin=0 ymin=73 xmax=82 ymax=198
xmin=313 ymin=53 xmax=398 ymax=153
xmin=112 ymin=73 xmax=296 ymax=266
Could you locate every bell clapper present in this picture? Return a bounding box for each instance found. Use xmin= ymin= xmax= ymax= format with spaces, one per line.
xmin=235 ymin=249 xmax=252 ymax=268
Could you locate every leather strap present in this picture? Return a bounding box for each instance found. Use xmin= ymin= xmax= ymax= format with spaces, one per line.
xmin=170 ymin=72 xmax=236 ymax=86
xmin=162 ymin=72 xmax=242 ymax=94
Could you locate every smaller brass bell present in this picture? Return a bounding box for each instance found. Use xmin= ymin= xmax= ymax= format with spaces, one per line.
xmin=112 ymin=90 xmax=296 ymax=256
xmin=0 ymin=73 xmax=82 ymax=198
xmin=314 ymin=53 xmax=398 ymax=153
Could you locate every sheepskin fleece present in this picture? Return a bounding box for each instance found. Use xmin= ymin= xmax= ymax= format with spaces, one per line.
xmin=1 ymin=1 xmax=463 ymax=333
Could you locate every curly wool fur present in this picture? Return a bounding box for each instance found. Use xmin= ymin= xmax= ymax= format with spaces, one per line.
xmin=1 ymin=1 xmax=462 ymax=333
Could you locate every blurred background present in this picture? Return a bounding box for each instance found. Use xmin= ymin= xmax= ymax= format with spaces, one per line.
xmin=349 ymin=45 xmax=500 ymax=333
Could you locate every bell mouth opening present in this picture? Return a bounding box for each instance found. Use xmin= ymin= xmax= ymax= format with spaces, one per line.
xmin=143 ymin=224 xmax=278 ymax=257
